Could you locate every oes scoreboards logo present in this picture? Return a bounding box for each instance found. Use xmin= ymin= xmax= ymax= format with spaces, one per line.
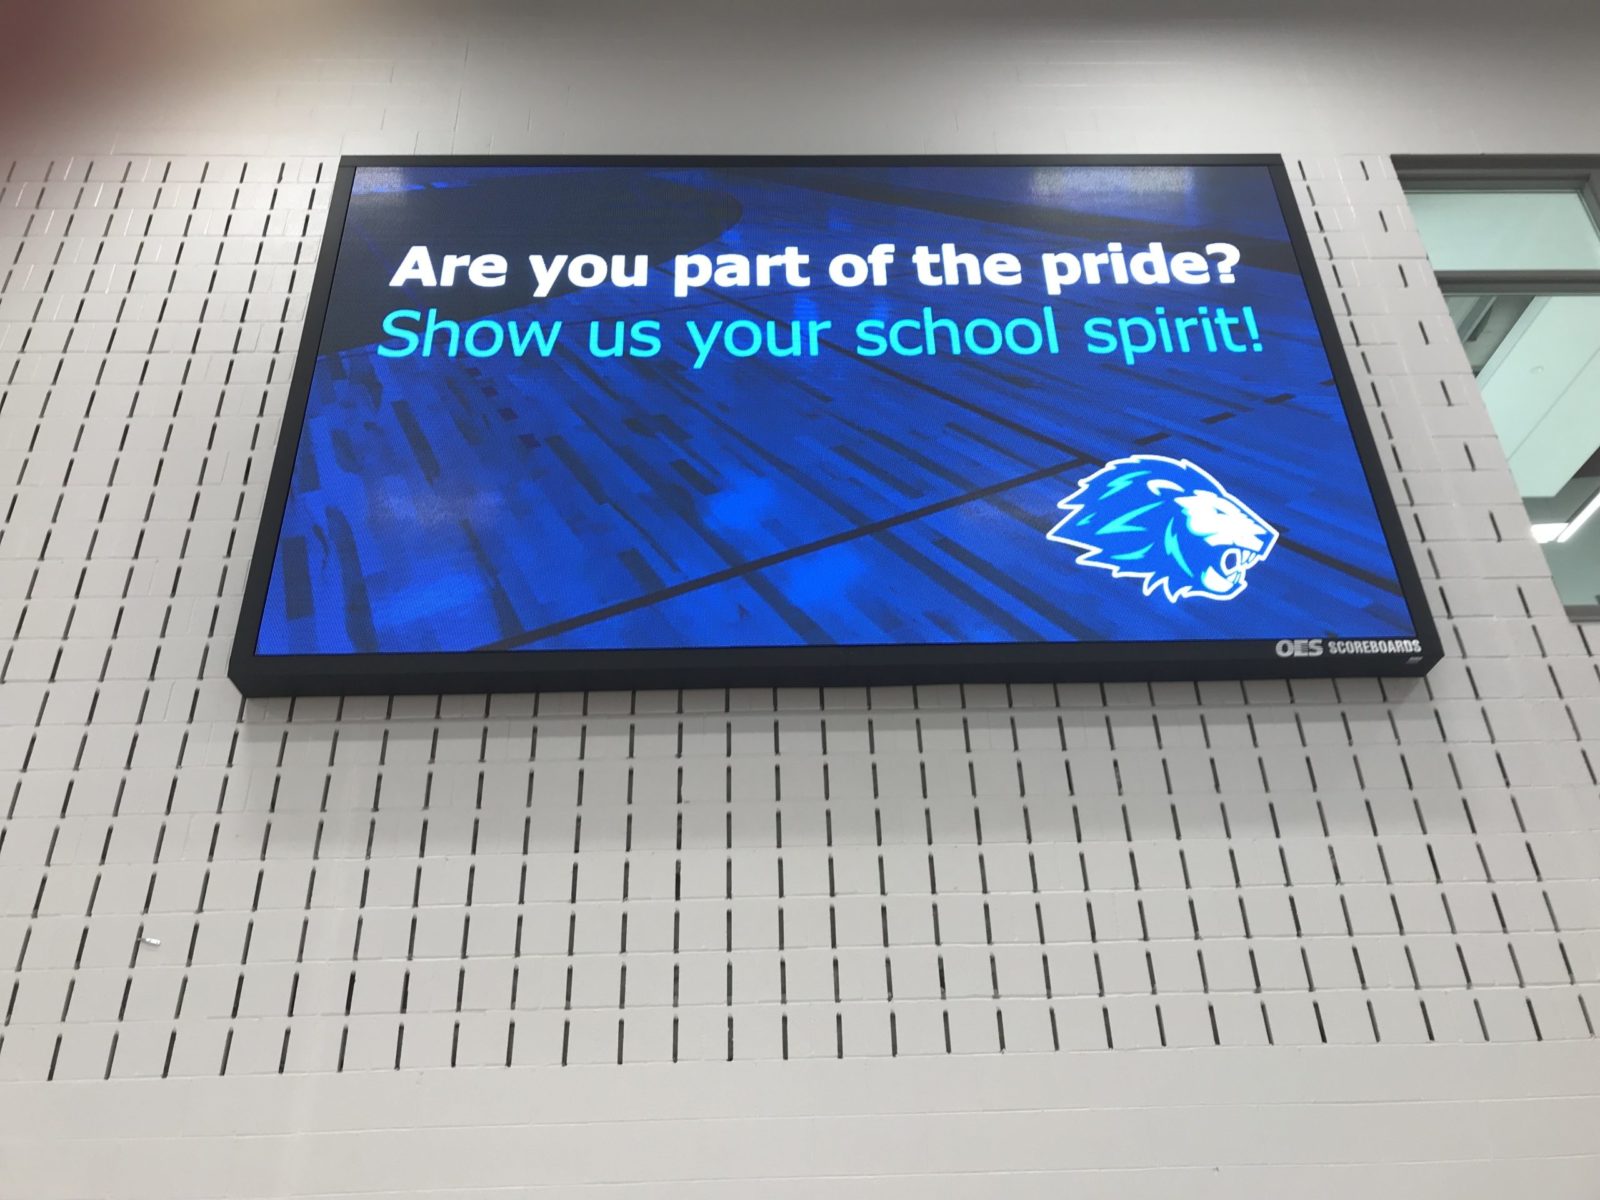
xmin=1277 ymin=638 xmax=1425 ymax=658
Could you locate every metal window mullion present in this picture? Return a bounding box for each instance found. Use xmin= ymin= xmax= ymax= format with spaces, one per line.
xmin=1433 ymin=270 xmax=1600 ymax=296
xmin=1580 ymin=170 xmax=1600 ymax=234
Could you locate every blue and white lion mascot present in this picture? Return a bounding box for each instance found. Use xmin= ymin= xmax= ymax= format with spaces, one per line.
xmin=1046 ymin=454 xmax=1278 ymax=602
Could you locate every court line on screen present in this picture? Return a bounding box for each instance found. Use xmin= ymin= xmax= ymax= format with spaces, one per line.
xmin=514 ymin=279 xmax=1110 ymax=643
xmin=477 ymin=455 xmax=1091 ymax=651
xmin=1275 ymin=538 xmax=1403 ymax=594
xmin=694 ymin=268 xmax=1326 ymax=479
xmin=560 ymin=341 xmax=1052 ymax=547
xmin=702 ymin=282 xmax=1405 ymax=598
xmin=838 ymin=350 xmax=1401 ymax=598
xmin=515 ymin=278 xmax=1399 ymax=644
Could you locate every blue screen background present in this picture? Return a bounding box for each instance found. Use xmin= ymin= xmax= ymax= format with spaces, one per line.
xmin=256 ymin=163 xmax=1420 ymax=655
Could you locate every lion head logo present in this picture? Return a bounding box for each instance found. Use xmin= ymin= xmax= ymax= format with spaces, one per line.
xmin=1046 ymin=455 xmax=1278 ymax=602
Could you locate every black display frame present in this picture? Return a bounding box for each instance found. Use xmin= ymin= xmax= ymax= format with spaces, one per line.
xmin=228 ymin=154 xmax=1442 ymax=698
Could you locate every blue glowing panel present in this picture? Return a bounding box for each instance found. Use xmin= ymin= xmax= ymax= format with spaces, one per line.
xmin=232 ymin=158 xmax=1438 ymax=694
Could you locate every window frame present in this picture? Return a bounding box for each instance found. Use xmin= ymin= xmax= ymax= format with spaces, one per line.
xmin=1395 ymin=156 xmax=1600 ymax=293
xmin=1396 ymin=156 xmax=1600 ymax=621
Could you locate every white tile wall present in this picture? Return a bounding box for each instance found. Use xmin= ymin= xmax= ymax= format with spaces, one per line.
xmin=1 ymin=2 xmax=1598 ymax=1197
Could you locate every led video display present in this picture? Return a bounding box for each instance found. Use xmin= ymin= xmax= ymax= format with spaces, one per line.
xmin=230 ymin=156 xmax=1440 ymax=696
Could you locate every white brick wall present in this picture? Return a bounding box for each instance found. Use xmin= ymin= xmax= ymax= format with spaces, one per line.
xmin=1 ymin=2 xmax=1598 ymax=1196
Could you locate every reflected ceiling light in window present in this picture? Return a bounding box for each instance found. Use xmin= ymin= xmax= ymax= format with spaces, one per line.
xmin=1556 ymin=489 xmax=1600 ymax=543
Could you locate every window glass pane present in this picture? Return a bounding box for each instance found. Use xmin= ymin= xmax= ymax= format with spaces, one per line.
xmin=1410 ymin=190 xmax=1600 ymax=271
xmin=1446 ymin=293 xmax=1533 ymax=373
xmin=1453 ymin=293 xmax=1600 ymax=615
xmin=1476 ymin=296 xmax=1600 ymax=498
xmin=1534 ymin=469 xmax=1600 ymax=617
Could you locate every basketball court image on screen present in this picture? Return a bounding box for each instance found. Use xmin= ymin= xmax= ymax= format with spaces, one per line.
xmin=245 ymin=161 xmax=1429 ymax=661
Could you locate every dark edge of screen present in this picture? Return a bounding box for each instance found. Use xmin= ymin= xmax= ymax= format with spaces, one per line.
xmin=228 ymin=161 xmax=359 ymax=690
xmin=226 ymin=154 xmax=1445 ymax=699
xmin=1260 ymin=157 xmax=1444 ymax=674
xmin=230 ymin=642 xmax=1438 ymax=698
